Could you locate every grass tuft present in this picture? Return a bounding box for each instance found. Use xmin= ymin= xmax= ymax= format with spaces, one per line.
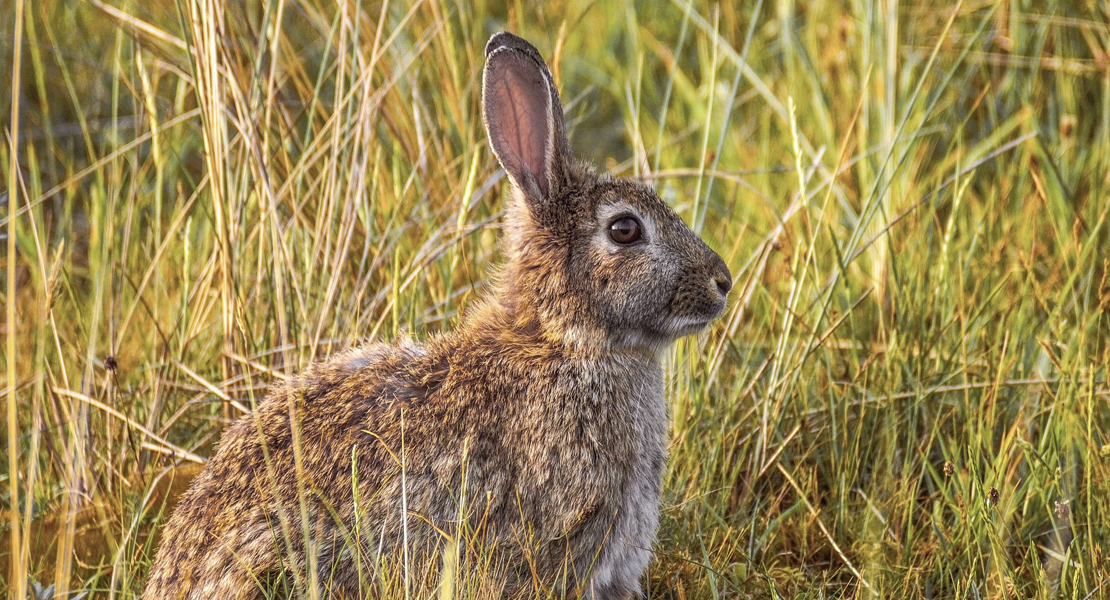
xmin=2 ymin=0 xmax=1109 ymax=598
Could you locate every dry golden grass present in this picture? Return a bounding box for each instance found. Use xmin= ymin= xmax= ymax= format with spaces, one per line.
xmin=2 ymin=0 xmax=1109 ymax=598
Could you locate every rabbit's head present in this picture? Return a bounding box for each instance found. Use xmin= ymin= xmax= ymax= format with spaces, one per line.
xmin=482 ymin=32 xmax=732 ymax=353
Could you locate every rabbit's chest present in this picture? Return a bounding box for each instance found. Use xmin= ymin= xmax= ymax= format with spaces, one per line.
xmin=584 ymin=373 xmax=667 ymax=592
xmin=552 ymin=358 xmax=666 ymax=481
xmin=541 ymin=358 xmax=667 ymax=591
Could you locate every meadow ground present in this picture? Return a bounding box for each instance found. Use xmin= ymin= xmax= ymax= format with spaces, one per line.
xmin=2 ymin=0 xmax=1109 ymax=598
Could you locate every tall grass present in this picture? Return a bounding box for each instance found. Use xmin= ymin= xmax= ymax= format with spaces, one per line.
xmin=2 ymin=0 xmax=1108 ymax=598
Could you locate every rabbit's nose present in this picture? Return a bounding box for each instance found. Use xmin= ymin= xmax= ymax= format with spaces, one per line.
xmin=714 ymin=272 xmax=732 ymax=296
xmin=710 ymin=254 xmax=732 ymax=296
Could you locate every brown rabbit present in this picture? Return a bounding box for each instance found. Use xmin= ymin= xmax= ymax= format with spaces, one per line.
xmin=142 ymin=32 xmax=732 ymax=600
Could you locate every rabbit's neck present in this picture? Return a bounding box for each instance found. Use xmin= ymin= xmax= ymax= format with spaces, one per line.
xmin=465 ymin=291 xmax=662 ymax=362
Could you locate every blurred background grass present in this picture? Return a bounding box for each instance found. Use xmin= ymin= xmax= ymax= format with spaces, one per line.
xmin=2 ymin=0 xmax=1108 ymax=598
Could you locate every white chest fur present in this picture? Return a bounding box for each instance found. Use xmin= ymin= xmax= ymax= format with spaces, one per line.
xmin=513 ymin=351 xmax=669 ymax=597
xmin=582 ymin=357 xmax=667 ymax=596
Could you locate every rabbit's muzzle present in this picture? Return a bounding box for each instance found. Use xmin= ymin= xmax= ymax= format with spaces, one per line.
xmin=667 ymin=251 xmax=732 ymax=335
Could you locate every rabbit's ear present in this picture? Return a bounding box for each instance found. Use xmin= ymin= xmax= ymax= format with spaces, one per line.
xmin=482 ymin=32 xmax=571 ymax=208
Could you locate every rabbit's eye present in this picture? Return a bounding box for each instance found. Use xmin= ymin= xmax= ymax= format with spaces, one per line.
xmin=608 ymin=217 xmax=642 ymax=245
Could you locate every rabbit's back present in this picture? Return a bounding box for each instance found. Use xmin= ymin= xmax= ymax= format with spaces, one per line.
xmin=142 ymin=342 xmax=424 ymax=599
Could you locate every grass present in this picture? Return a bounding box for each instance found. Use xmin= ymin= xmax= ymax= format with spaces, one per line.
xmin=2 ymin=0 xmax=1109 ymax=597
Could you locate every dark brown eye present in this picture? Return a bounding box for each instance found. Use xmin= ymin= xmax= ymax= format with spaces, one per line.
xmin=608 ymin=216 xmax=642 ymax=245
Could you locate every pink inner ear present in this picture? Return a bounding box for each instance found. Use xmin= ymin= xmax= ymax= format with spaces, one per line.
xmin=488 ymin=61 xmax=552 ymax=198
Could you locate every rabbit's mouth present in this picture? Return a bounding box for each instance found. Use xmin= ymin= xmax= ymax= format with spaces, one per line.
xmin=662 ymin=283 xmax=729 ymax=336
xmin=610 ymin=313 xmax=718 ymax=351
xmin=661 ymin=311 xmax=725 ymax=339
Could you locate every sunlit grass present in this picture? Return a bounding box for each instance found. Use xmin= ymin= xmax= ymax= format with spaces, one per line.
xmin=2 ymin=0 xmax=1108 ymax=598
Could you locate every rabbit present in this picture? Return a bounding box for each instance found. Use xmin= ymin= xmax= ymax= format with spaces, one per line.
xmin=142 ymin=31 xmax=732 ymax=600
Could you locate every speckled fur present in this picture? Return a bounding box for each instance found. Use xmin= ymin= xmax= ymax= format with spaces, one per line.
xmin=143 ymin=32 xmax=731 ymax=600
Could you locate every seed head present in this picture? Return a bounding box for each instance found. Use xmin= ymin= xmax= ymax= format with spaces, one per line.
xmin=986 ymin=487 xmax=1000 ymax=507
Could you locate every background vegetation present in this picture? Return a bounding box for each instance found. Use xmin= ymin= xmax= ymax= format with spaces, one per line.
xmin=2 ymin=0 xmax=1108 ymax=598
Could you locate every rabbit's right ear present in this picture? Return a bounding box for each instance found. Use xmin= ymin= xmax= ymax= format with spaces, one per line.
xmin=482 ymin=33 xmax=572 ymax=219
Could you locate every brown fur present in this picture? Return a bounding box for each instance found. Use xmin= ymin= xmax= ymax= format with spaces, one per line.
xmin=143 ymin=32 xmax=731 ymax=600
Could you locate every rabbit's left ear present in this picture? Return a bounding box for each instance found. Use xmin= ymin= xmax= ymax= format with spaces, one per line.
xmin=482 ymin=32 xmax=572 ymax=213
